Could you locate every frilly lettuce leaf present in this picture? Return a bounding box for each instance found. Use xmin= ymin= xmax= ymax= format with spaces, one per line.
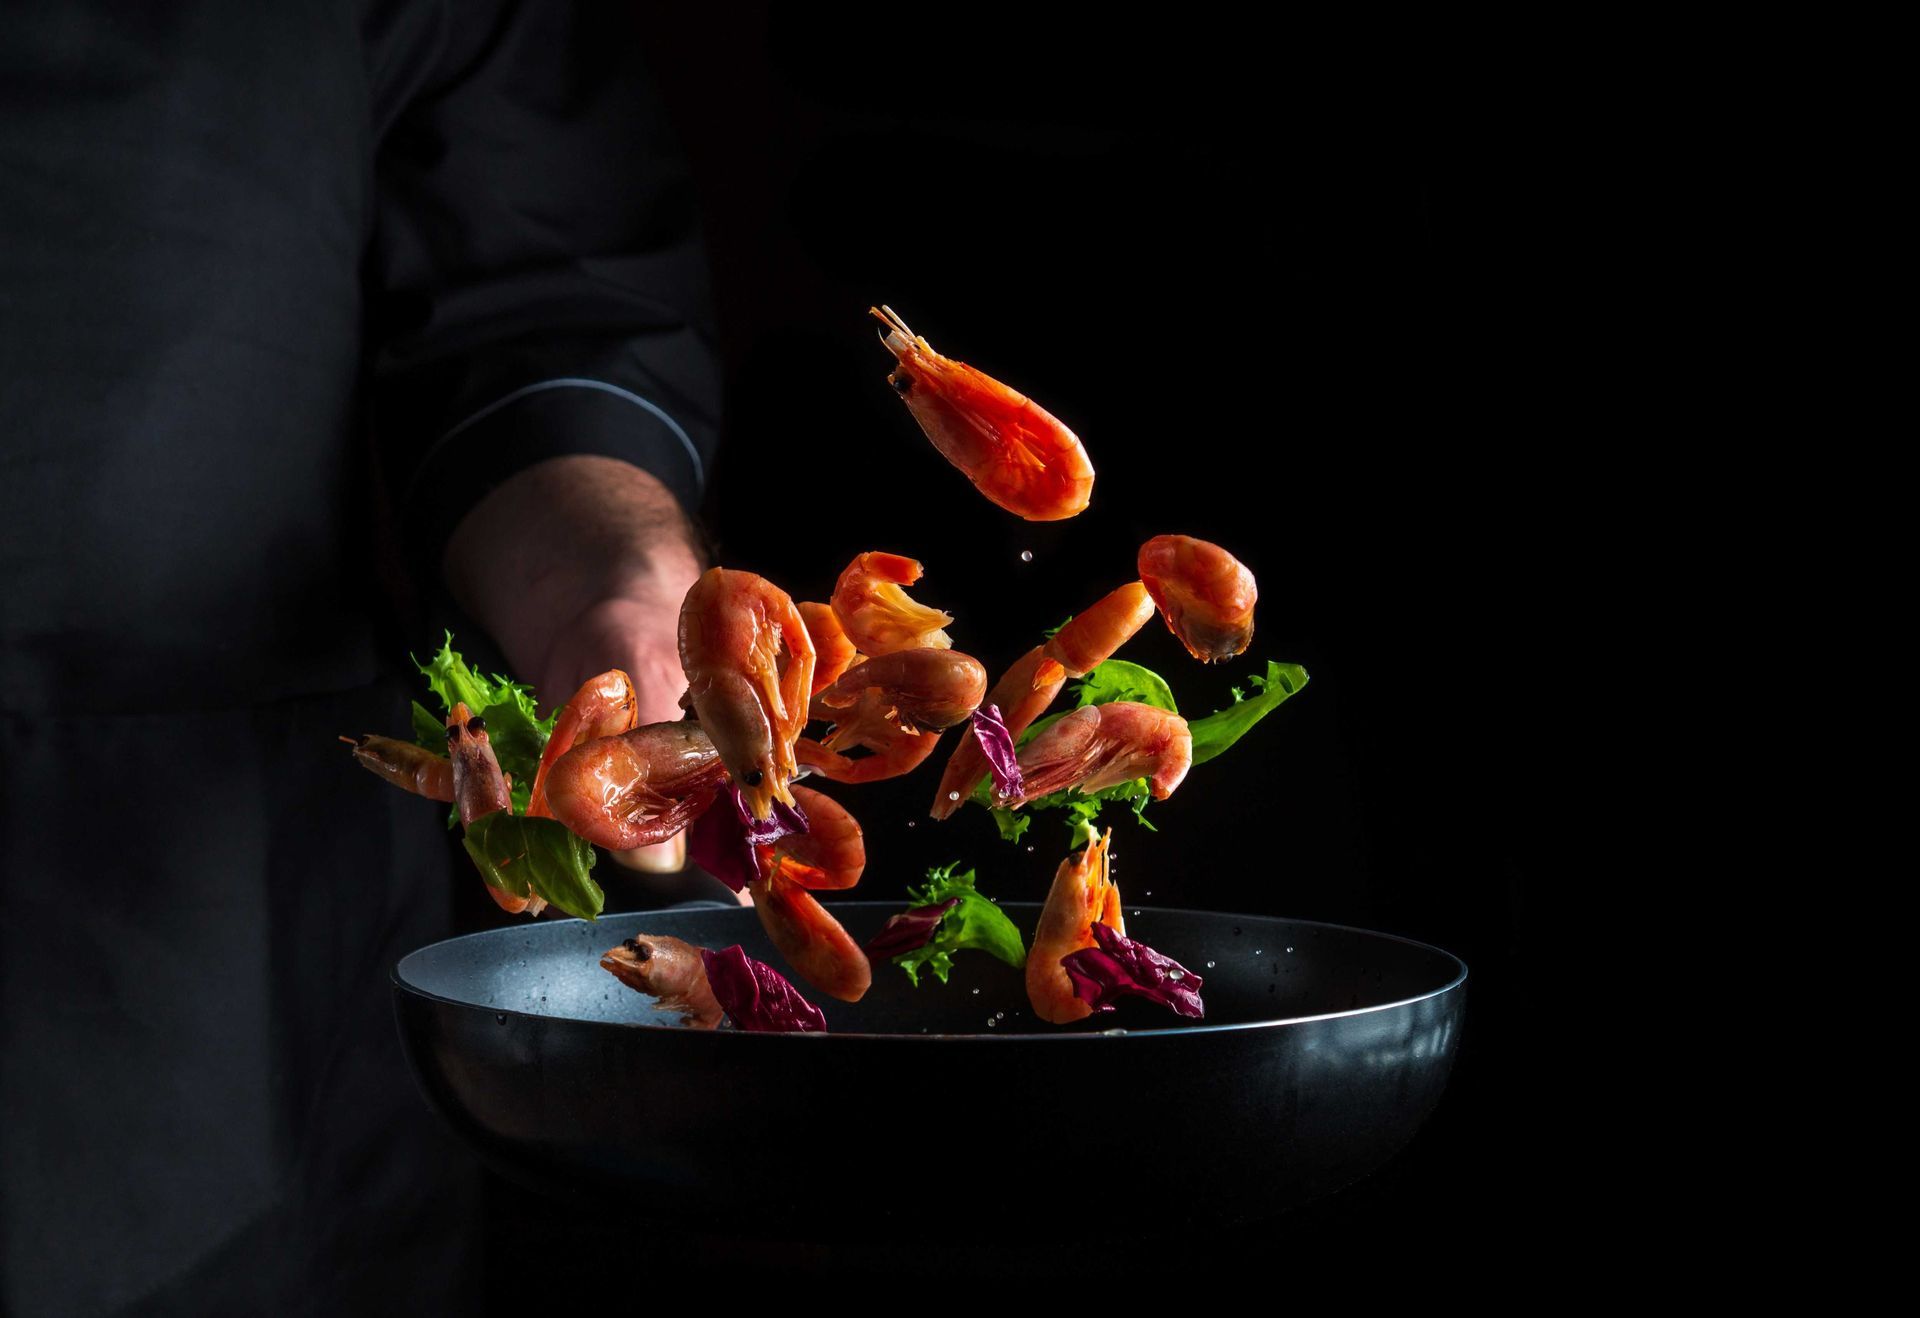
xmin=462 ymin=812 xmax=603 ymax=921
xmin=888 ymin=862 xmax=1027 ymax=987
xmin=409 ymin=632 xmax=557 ymax=815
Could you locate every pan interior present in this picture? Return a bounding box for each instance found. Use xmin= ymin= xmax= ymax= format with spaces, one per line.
xmin=396 ymin=904 xmax=1464 ymax=1037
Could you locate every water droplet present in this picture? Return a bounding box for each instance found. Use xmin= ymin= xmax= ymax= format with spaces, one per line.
xmin=948 ymin=791 xmax=960 ymax=801
xmin=1206 ymin=960 xmax=1217 ymax=969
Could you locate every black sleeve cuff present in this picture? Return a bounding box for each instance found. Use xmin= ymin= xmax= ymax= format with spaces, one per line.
xmin=398 ymin=376 xmax=709 ymax=561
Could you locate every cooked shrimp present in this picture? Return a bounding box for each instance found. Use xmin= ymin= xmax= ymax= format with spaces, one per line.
xmin=872 ymin=305 xmax=1093 ymax=521
xmin=797 ymin=717 xmax=941 ymax=784
xmin=756 ymin=784 xmax=865 ymax=890
xmin=1027 ymin=829 xmax=1124 ymax=1024
xmin=800 ymin=601 xmax=859 ymax=694
xmin=928 ymin=582 xmax=1155 ymax=818
xmin=795 ymin=648 xmax=982 ymax=784
xmin=830 ymin=552 xmax=952 ymax=655
xmin=342 ymin=734 xmax=454 ymax=802
xmin=1001 ymin=702 xmax=1192 ymax=806
xmin=679 ymin=567 xmax=816 ymax=821
xmin=445 ymin=703 xmax=544 ymax=917
xmin=812 ymin=648 xmax=986 ymax=732
xmin=542 ymin=721 xmax=729 ymax=851
xmin=749 ymin=869 xmax=872 ymax=1002
xmin=525 ymin=669 xmax=637 ymax=818
xmin=601 ymin=934 xmax=726 ymax=1029
xmin=1137 ymin=535 xmax=1257 ymax=663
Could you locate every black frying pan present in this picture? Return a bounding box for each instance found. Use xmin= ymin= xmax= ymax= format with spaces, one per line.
xmin=392 ymin=903 xmax=1465 ymax=1237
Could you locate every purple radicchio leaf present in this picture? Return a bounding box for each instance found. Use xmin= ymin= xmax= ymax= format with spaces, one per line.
xmin=969 ymin=703 xmax=1026 ymax=801
xmin=687 ymin=782 xmax=810 ymax=892
xmin=699 ymin=944 xmax=827 ymax=1032
xmin=1061 ymin=921 xmax=1206 ymax=1019
xmin=864 ymin=897 xmax=962 ymax=960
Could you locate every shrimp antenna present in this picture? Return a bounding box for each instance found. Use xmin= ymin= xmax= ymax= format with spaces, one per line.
xmin=870 ymin=304 xmax=913 ymax=338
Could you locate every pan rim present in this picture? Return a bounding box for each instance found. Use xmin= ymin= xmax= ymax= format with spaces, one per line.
xmin=392 ymin=904 xmax=1468 ymax=1041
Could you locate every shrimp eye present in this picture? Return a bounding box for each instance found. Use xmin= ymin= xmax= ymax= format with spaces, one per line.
xmin=444 ymin=725 xmax=460 ymax=742
xmin=743 ymin=769 xmax=764 ymax=786
xmin=466 ymin=716 xmax=487 ymax=733
xmin=889 ymin=372 xmax=913 ymax=395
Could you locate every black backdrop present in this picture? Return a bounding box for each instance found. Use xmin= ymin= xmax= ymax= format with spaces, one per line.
xmin=482 ymin=6 xmax=1566 ymax=1296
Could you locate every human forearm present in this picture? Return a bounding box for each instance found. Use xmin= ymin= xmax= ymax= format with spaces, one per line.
xmin=441 ymin=454 xmax=702 ymax=720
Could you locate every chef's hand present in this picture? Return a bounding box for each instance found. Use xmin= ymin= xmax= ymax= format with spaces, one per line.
xmin=442 ymin=454 xmax=745 ymax=895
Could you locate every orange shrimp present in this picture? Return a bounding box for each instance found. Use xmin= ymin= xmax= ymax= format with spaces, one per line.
xmin=796 ymin=717 xmax=941 ymax=784
xmin=525 ymin=669 xmax=638 ymax=818
xmin=872 ymin=305 xmax=1093 ymax=521
xmin=1137 ymin=535 xmax=1257 ymax=663
xmin=929 ymin=581 xmax=1156 ymax=818
xmin=542 ymin=720 xmax=729 ymax=852
xmin=755 ymin=784 xmax=864 ymax=890
xmin=830 ymin=552 xmax=952 ymax=655
xmin=1027 ymin=829 xmax=1124 ymax=1024
xmin=1004 ymin=702 xmax=1192 ymax=806
xmin=679 ymin=567 xmax=816 ymax=821
xmin=444 ymin=702 xmax=544 ymax=918
xmin=799 ymin=601 xmax=859 ymax=694
xmin=796 ymin=648 xmax=983 ymax=784
xmin=749 ymin=868 xmax=872 ymax=1002
xmin=601 ymin=934 xmax=726 ymax=1029
xmin=342 ymin=734 xmax=454 ymax=802
xmin=812 ymin=648 xmax=986 ymax=733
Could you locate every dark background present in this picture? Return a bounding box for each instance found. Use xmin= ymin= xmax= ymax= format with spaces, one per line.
xmin=483 ymin=6 xmax=1569 ymax=1296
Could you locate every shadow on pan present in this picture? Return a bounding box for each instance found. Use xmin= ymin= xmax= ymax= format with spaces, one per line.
xmin=394 ymin=903 xmax=1466 ymax=1238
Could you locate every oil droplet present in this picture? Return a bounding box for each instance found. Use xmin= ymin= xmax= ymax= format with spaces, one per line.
xmin=494 ymin=1013 xmax=508 ymax=1025
xmin=987 ymin=1018 xmax=998 ymax=1027
xmin=971 ymin=987 xmax=980 ymax=995
xmin=1206 ymin=961 xmax=1217 ymax=969
xmin=1101 ymin=1028 xmax=1128 ymax=1036
xmin=996 ymin=1011 xmax=1005 ymax=1019
xmin=1025 ymin=846 xmax=1035 ymax=853
xmin=1286 ymin=946 xmax=1294 ymax=953
xmin=948 ymin=791 xmax=961 ymax=801
xmin=1254 ymin=949 xmax=1262 ymax=956
xmin=906 ymin=820 xmax=917 ymax=829
xmin=1132 ymin=910 xmax=1141 ymax=917
xmin=1168 ymin=969 xmax=1184 ymax=981
xmin=1020 ymin=549 xmax=1034 ymax=562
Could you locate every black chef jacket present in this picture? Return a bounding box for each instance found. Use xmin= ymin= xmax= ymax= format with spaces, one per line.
xmin=0 ymin=4 xmax=719 ymax=1312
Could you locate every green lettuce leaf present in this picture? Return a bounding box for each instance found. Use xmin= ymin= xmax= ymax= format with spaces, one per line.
xmin=972 ymin=656 xmax=1306 ymax=845
xmin=1069 ymin=658 xmax=1178 ymax=713
xmin=892 ymin=862 xmax=1027 ymax=987
xmin=461 ymin=812 xmax=604 ymax=921
xmin=410 ymin=633 xmax=557 ymax=815
xmin=1188 ymin=661 xmax=1310 ymax=765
